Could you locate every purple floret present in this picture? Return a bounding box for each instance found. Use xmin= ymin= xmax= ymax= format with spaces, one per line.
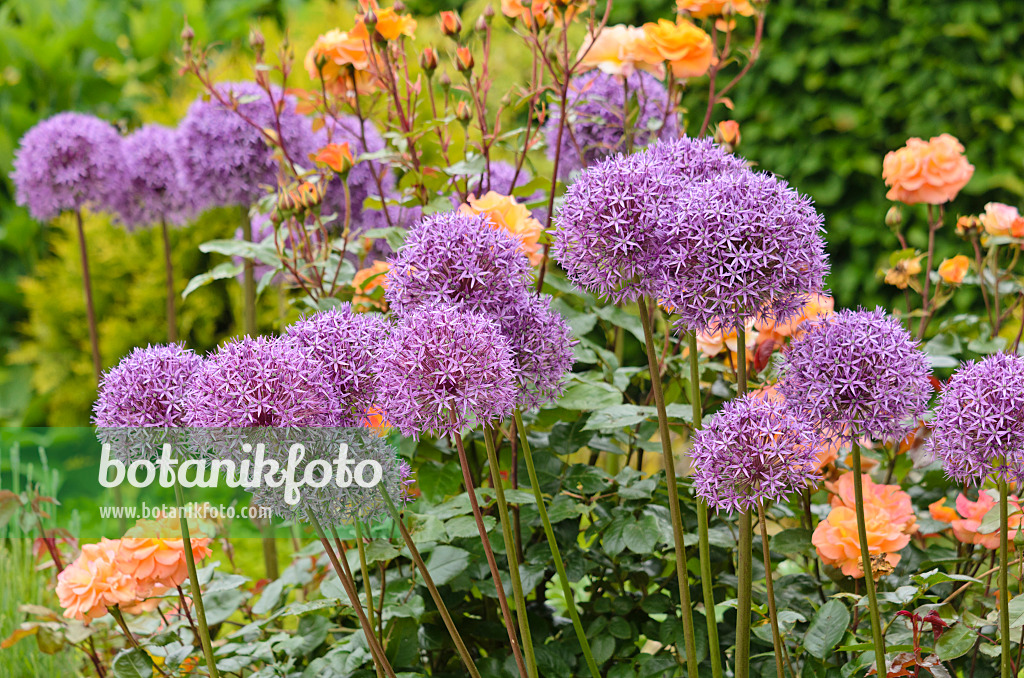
xmin=691 ymin=393 xmax=823 ymax=514
xmin=93 ymin=344 xmax=204 ymax=428
xmin=11 ymin=112 xmax=124 ymax=221
xmin=545 ymin=70 xmax=676 ymax=179
xmin=113 ymin=124 xmax=193 ymax=229
xmin=644 ymin=135 xmax=749 ymax=182
xmin=375 ymin=306 xmax=517 ymax=437
xmin=778 ymin=308 xmax=932 ymax=444
xmin=928 ymin=353 xmax=1024 ymax=485
xmin=500 ymin=294 xmax=576 ymax=408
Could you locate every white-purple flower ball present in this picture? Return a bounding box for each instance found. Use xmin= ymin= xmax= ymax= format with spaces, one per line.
xmin=113 ymin=124 xmax=193 ymax=230
xmin=500 ymin=294 xmax=576 ymax=408
xmin=93 ymin=344 xmax=204 ymax=428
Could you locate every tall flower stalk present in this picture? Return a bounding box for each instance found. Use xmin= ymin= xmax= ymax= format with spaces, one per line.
xmin=173 ymin=482 xmax=220 ymax=678
xmin=734 ymin=331 xmax=752 ymax=678
xmin=850 ymin=442 xmax=886 ymax=672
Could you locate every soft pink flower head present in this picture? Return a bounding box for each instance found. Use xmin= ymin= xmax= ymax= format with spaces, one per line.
xmin=56 ymin=538 xmax=137 ymax=622
xmin=980 ymin=202 xmax=1024 ymax=238
xmin=946 ymin=492 xmax=1024 ymax=550
xmin=882 ymin=133 xmax=974 ymax=205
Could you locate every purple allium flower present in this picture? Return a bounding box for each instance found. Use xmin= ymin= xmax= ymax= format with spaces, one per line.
xmin=552 ymin=149 xmax=687 ymax=303
xmin=468 ymin=160 xmax=536 ymax=198
xmin=500 ymin=294 xmax=576 ymax=408
xmin=176 ymin=82 xmax=319 ymax=210
xmin=93 ymin=344 xmax=204 ymax=428
xmin=316 ymin=115 xmax=396 ymax=233
xmin=928 ymin=353 xmax=1024 ymax=485
xmin=384 ymin=211 xmax=533 ymax=324
xmin=375 ymin=306 xmax=517 ymax=437
xmin=11 ymin=112 xmax=124 ymax=221
xmin=286 ymin=305 xmax=388 ymax=418
xmin=545 ymin=70 xmax=676 ymax=179
xmin=113 ymin=125 xmax=193 ymax=230
xmin=661 ymin=171 xmax=829 ymax=335
xmin=691 ymin=393 xmax=822 ymax=514
xmin=644 ymin=135 xmax=749 ymax=182
xmin=184 ymin=335 xmax=341 ymax=428
xmin=778 ymin=308 xmax=932 ymax=443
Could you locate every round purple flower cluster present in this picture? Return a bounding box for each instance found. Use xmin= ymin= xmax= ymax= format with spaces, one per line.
xmin=375 ymin=306 xmax=518 ymax=437
xmin=499 ymin=294 xmax=576 ymax=408
xmin=93 ymin=344 xmax=204 ymax=428
xmin=928 ymin=353 xmax=1024 ymax=485
xmin=779 ymin=308 xmax=932 ymax=443
xmin=114 ymin=125 xmax=193 ymax=230
xmin=545 ymin=70 xmax=676 ymax=178
xmin=644 ymin=136 xmax=749 ymax=182
xmin=663 ymin=170 xmax=829 ymax=335
xmin=11 ymin=112 xmax=124 ymax=221
xmin=691 ymin=393 xmax=823 ymax=514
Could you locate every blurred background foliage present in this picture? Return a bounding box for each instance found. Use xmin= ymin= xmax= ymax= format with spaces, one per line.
xmin=1 ymin=0 xmax=1022 ymax=428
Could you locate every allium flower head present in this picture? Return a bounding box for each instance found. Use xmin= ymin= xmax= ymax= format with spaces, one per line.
xmin=644 ymin=135 xmax=749 ymax=182
xmin=928 ymin=353 xmax=1024 ymax=485
xmin=286 ymin=305 xmax=388 ymax=418
xmin=552 ymin=149 xmax=687 ymax=303
xmin=93 ymin=344 xmax=204 ymax=428
xmin=690 ymin=393 xmax=822 ymax=514
xmin=385 ymin=211 xmax=533 ymax=324
xmin=545 ymin=70 xmax=676 ymax=178
xmin=375 ymin=307 xmax=517 ymax=437
xmin=114 ymin=125 xmax=193 ymax=229
xmin=500 ymin=294 xmax=576 ymax=408
xmin=184 ymin=335 xmax=340 ymax=428
xmin=176 ymin=82 xmax=319 ymax=210
xmin=661 ymin=170 xmax=829 ymax=335
xmin=12 ymin=112 xmax=124 ymax=221
xmin=779 ymin=308 xmax=932 ymax=443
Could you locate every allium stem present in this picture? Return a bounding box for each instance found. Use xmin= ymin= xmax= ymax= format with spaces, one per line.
xmin=850 ymin=442 xmax=886 ymax=674
xmin=690 ymin=332 xmax=723 ymax=678
xmin=333 ymin=527 xmax=385 ymax=678
xmin=735 ymin=326 xmax=752 ymax=678
xmin=514 ymin=409 xmax=602 ymax=678
xmin=637 ymin=297 xmax=698 ymax=678
xmin=757 ymin=502 xmax=787 ymax=678
xmin=483 ymin=428 xmax=538 ymax=678
xmin=353 ymin=519 xmax=379 ymax=645
xmin=452 ymin=425 xmax=530 ymax=678
xmin=309 ymin=514 xmax=397 ymax=678
xmin=241 ymin=206 xmax=257 ymax=337
xmin=160 ymin=219 xmax=177 ymax=343
xmin=74 ymin=210 xmax=102 ymax=383
xmin=377 ymin=486 xmax=483 ymax=678
xmin=172 ymin=481 xmax=219 ymax=678
xmin=1000 ymin=476 xmax=1012 ymax=678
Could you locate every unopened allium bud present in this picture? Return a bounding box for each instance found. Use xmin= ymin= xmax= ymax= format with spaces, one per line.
xmin=420 ymin=47 xmax=438 ymax=74
xmin=440 ymin=10 xmax=462 ymax=37
xmin=455 ymin=46 xmax=474 ymax=72
xmin=885 ymin=205 xmax=903 ymax=229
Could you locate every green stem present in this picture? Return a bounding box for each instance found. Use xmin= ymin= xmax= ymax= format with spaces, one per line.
xmin=241 ymin=206 xmax=257 ymax=337
xmin=1000 ymin=476 xmax=1011 ymax=678
xmin=514 ymin=409 xmax=602 ymax=678
xmin=377 ymin=487 xmax=483 ymax=678
xmin=637 ymin=297 xmax=698 ymax=678
xmin=354 ymin=519 xmax=378 ymax=645
xmin=483 ymin=428 xmax=538 ymax=678
xmin=736 ymin=326 xmax=752 ymax=678
xmin=757 ymin=502 xmax=787 ymax=678
xmin=173 ymin=482 xmax=220 ymax=678
xmin=851 ymin=442 xmax=886 ymax=674
xmin=334 ymin=527 xmax=384 ymax=678
xmin=690 ymin=332 xmax=723 ymax=678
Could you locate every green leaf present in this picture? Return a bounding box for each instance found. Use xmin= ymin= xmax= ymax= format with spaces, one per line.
xmin=444 ymin=155 xmax=486 ymax=176
xmin=181 ymin=262 xmax=243 ymax=299
xmin=804 ymin=599 xmax=851 ymax=659
xmin=770 ymin=528 xmax=815 ymax=556
xmin=364 ymin=539 xmax=401 ymax=564
xmin=252 ymin=578 xmax=286 ymax=615
xmin=623 ymin=514 xmax=662 ymax=554
xmin=583 ymin=404 xmax=654 ymax=430
xmin=446 ymin=514 xmax=495 ymax=540
xmin=935 ymin=622 xmax=976 ymax=661
xmin=1008 ymin=593 xmax=1024 ymax=628
xmin=591 ymin=634 xmax=616 ymax=665
xmin=111 ymin=648 xmax=155 ymax=678
xmin=557 ymin=381 xmax=622 ymax=411
xmin=425 ymin=545 xmax=470 ymax=586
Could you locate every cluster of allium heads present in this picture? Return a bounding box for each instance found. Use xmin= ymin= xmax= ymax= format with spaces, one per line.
xmin=176 ymin=82 xmax=319 ymax=209
xmin=114 ymin=125 xmax=193 ymax=229
xmin=928 ymin=353 xmax=1024 ymax=485
xmin=691 ymin=393 xmax=823 ymax=514
xmin=779 ymin=308 xmax=932 ymax=443
xmin=546 ymin=70 xmax=676 ymax=178
xmin=499 ymin=294 xmax=576 ymax=408
xmin=286 ymin=305 xmax=388 ymax=421
xmin=385 ymin=212 xmax=534 ymax=324
xmin=552 ymin=149 xmax=688 ymax=303
xmin=184 ymin=335 xmax=340 ymax=428
xmin=662 ymin=170 xmax=829 ymax=335
xmin=375 ymin=307 xmax=517 ymax=437
xmin=12 ymin=112 xmax=124 ymax=221
xmin=644 ymin=135 xmax=749 ymax=182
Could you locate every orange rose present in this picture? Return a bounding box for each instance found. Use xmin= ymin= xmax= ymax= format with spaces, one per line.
xmin=882 ymin=134 xmax=974 ymax=205
xmin=677 ymin=0 xmax=755 ymax=19
xmin=929 ymin=497 xmax=959 ymax=524
xmin=361 ymin=406 xmax=393 ymax=436
xmin=757 ymin=294 xmax=834 ymax=341
xmin=813 ymin=504 xmax=910 ymax=579
xmin=828 ymin=472 xmax=918 ymax=535
xmin=371 ymin=7 xmax=417 ymax=41
xmin=353 ymin=260 xmax=391 ymax=311
xmin=304 ymin=25 xmax=377 ymax=97
xmin=316 ymin=143 xmax=355 ymax=174
xmin=643 ymin=19 xmax=713 ymax=78
xmin=980 ymin=202 xmax=1024 ymax=238
xmin=460 ymin=192 xmax=545 ymax=266
xmin=715 ymin=120 xmax=741 ymax=148
xmin=694 ymin=317 xmax=756 ymax=366
xmin=56 ymin=538 xmax=138 ymax=622
xmin=937 ymin=255 xmax=970 ymax=284
xmin=578 ymin=25 xmax=664 ymax=77
xmin=947 ymin=492 xmax=1024 ymax=550
xmin=501 ymin=0 xmax=548 ymax=26
xmin=117 ymin=515 xmax=213 ymax=597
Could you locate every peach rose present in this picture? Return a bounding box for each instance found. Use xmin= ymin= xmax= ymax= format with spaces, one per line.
xmin=947 ymin=492 xmax=1024 ymax=550
xmin=757 ymin=294 xmax=834 ymax=340
xmin=578 ymin=25 xmax=665 ymax=77
xmin=501 ymin=0 xmax=563 ymax=27
xmin=813 ymin=504 xmax=910 ymax=579
xmin=643 ymin=19 xmax=713 ymax=79
xmin=460 ymin=191 xmax=545 ymax=266
xmin=353 ymin=260 xmax=391 ymax=311
xmin=117 ymin=515 xmax=213 ymax=597
xmin=304 ymin=25 xmax=378 ymax=97
xmin=676 ymin=0 xmax=755 ymax=19
xmin=371 ymin=7 xmax=417 ymax=41
xmin=938 ymin=255 xmax=970 ymax=284
xmin=882 ymin=134 xmax=974 ymax=205
xmin=828 ymin=472 xmax=918 ymax=535
xmin=56 ymin=538 xmax=138 ymax=622
xmin=980 ymin=202 xmax=1024 ymax=238
xmin=929 ymin=497 xmax=959 ymax=524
